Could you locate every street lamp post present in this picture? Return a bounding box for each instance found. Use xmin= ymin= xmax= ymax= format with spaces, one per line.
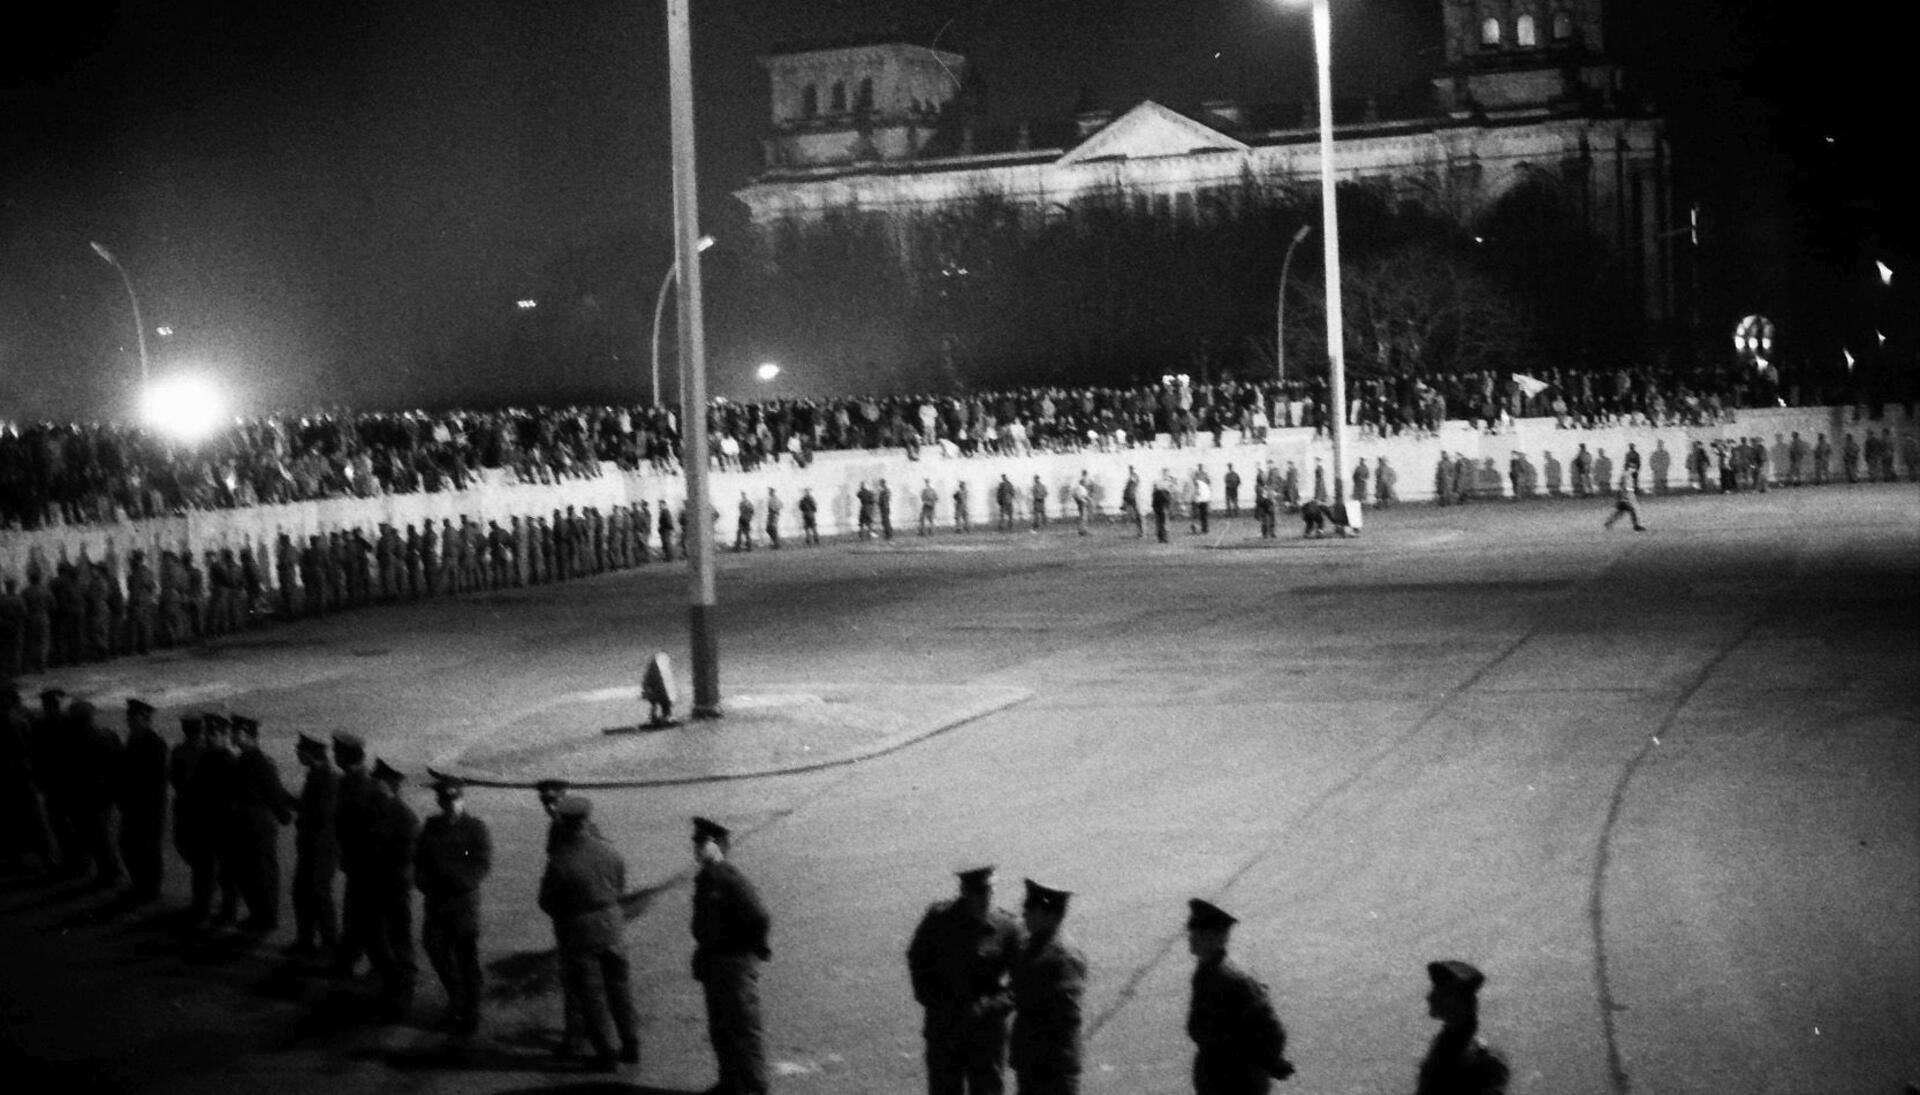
xmin=90 ymin=242 xmax=150 ymax=396
xmin=649 ymin=234 xmax=715 ymax=408
xmin=1301 ymin=0 xmax=1351 ymax=510
xmin=665 ymin=0 xmax=720 ymax=718
xmin=1276 ymin=223 xmax=1313 ymax=388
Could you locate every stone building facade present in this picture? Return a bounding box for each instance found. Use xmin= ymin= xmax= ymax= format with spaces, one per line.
xmin=734 ymin=0 xmax=1677 ymax=324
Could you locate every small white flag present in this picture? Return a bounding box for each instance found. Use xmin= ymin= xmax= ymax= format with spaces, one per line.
xmin=1512 ymin=373 xmax=1549 ymax=398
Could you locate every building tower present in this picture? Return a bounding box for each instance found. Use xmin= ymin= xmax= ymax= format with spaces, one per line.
xmin=759 ymin=41 xmax=967 ymax=170
xmin=1434 ymin=0 xmax=1626 ymax=116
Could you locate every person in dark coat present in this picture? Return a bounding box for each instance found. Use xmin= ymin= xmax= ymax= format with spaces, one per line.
xmin=116 ymin=698 xmax=169 ymax=903
xmin=539 ymin=795 xmax=638 ymax=1070
xmin=360 ymin=759 xmax=420 ymax=1019
xmin=330 ymin=733 xmax=376 ymax=976
xmin=1 ymin=682 xmax=58 ymax=873
xmin=692 ymin=815 xmax=771 ymax=1094
xmin=27 ymin=689 xmax=74 ymax=873
xmin=1010 ymin=879 xmax=1087 ymax=1095
xmin=1151 ymin=475 xmax=1175 ymax=543
xmin=415 ymin=774 xmax=492 ymax=1036
xmin=289 ymin=732 xmax=340 ymax=956
xmin=1185 ymin=900 xmax=1292 ymax=1095
xmin=536 ymin=779 xmax=597 ymax=1056
xmin=67 ymin=699 xmax=126 ymax=888
xmin=184 ymin=715 xmax=239 ymax=924
xmin=908 ymin=865 xmax=1025 ymax=1095
xmin=1415 ymin=960 xmax=1509 ymax=1095
xmin=228 ymin=716 xmax=296 ymax=931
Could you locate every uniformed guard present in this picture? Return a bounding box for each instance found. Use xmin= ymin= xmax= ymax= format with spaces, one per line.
xmin=361 ymin=759 xmax=420 ymax=1020
xmin=1415 ymin=960 xmax=1510 ymax=1095
xmin=1010 ymin=879 xmax=1087 ymax=1095
xmin=330 ymin=732 xmax=376 ymax=974
xmin=539 ymin=795 xmax=638 ymax=1070
xmin=116 ymin=698 xmax=169 ymax=903
xmin=1185 ymin=900 xmax=1292 ymax=1094
xmin=68 ymin=699 xmax=126 ymax=888
xmin=691 ymin=816 xmax=771 ymax=1094
xmin=228 ymin=715 xmax=296 ymax=932
xmin=289 ymin=732 xmax=340 ymax=956
xmin=535 ymin=778 xmax=591 ymax=1056
xmin=908 ymin=865 xmax=1025 ymax=1095
xmin=184 ymin=714 xmax=239 ymax=925
xmin=415 ymin=774 xmax=492 ymax=1036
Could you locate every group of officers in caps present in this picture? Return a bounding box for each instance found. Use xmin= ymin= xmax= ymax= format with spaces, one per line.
xmin=908 ymin=867 xmax=1507 ymax=1095
xmin=0 ymin=686 xmax=776 ymax=1086
xmin=3 ymin=686 xmax=1502 ymax=1093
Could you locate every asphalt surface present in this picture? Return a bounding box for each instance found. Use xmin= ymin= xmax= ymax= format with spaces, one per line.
xmin=3 ymin=484 xmax=1917 ymax=1095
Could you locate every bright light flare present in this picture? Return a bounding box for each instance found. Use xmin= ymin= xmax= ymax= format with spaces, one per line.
xmin=756 ymin=362 xmax=781 ymax=382
xmin=1876 ymin=260 xmax=1893 ymax=286
xmin=141 ymin=375 xmax=228 ymax=443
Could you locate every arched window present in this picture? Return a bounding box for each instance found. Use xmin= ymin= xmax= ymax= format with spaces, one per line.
xmin=1517 ymin=14 xmax=1537 ymax=46
xmin=1553 ymin=11 xmax=1574 ymax=40
xmin=801 ymin=85 xmax=818 ymax=118
xmin=830 ymin=81 xmax=846 ymax=113
xmin=1481 ymin=17 xmax=1502 ymax=46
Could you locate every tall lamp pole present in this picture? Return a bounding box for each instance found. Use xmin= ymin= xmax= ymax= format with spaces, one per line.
xmin=90 ymin=241 xmax=151 ymax=396
xmin=1276 ymin=223 xmax=1313 ymax=387
xmin=649 ymin=234 xmax=715 ymax=408
xmin=665 ymin=0 xmax=720 ymax=718
xmin=1303 ymin=0 xmax=1350 ymax=509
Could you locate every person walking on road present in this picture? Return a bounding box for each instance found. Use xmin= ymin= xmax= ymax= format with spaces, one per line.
xmin=1603 ymin=483 xmax=1647 ymax=532
xmin=692 ymin=816 xmax=772 ymax=1095
xmin=908 ymin=866 xmax=1025 ymax=1095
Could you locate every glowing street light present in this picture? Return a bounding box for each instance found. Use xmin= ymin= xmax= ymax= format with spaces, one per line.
xmin=1876 ymin=260 xmax=1893 ymax=287
xmin=650 ymin=233 xmax=716 ymax=408
xmin=755 ymin=362 xmax=781 ymax=382
xmin=89 ymin=241 xmax=151 ymax=395
xmin=141 ymin=374 xmax=228 ymax=443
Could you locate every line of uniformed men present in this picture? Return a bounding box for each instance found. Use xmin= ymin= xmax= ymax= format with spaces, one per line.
xmin=907 ymin=868 xmax=1508 ymax=1095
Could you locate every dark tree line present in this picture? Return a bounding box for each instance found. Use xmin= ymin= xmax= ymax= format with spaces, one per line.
xmin=723 ymin=174 xmax=1650 ymax=397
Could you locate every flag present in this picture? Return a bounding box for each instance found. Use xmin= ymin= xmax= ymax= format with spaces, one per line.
xmin=1512 ymin=373 xmax=1549 ymax=398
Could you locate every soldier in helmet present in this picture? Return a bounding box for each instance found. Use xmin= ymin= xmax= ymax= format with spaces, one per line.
xmin=1415 ymin=960 xmax=1510 ymax=1095
xmin=1010 ymin=879 xmax=1087 ymax=1095
xmin=908 ymin=865 xmax=1024 ymax=1095
xmin=1185 ymin=899 xmax=1293 ymax=1094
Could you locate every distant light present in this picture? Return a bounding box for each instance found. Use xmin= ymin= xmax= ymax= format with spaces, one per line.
xmin=141 ymin=375 xmax=227 ymax=443
xmin=1878 ymin=330 xmax=1887 ymax=346
xmin=517 ymin=299 xmax=538 ymax=310
xmin=756 ymin=362 xmax=781 ymax=382
xmin=1844 ymin=349 xmax=1855 ymax=371
xmin=1473 ymin=235 xmax=1486 ymax=244
xmin=1876 ymin=260 xmax=1893 ymax=286
xmin=697 ymin=234 xmax=717 ymax=253
xmin=155 ymin=325 xmax=174 ymax=338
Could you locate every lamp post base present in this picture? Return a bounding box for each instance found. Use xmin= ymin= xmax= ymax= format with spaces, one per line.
xmin=690 ymin=602 xmax=722 ymax=720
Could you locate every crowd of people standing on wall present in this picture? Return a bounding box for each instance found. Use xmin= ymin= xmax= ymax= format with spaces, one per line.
xmin=6 ymin=350 xmax=1893 ymax=531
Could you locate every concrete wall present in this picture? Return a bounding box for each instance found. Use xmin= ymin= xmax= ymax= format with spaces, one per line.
xmin=3 ymin=405 xmax=1913 ymax=590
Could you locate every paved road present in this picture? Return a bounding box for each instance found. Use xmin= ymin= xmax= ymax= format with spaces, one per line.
xmin=3 ymin=485 xmax=1916 ymax=1094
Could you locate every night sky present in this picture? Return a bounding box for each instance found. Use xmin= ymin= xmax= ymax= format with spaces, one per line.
xmin=0 ymin=1 xmax=1902 ymax=420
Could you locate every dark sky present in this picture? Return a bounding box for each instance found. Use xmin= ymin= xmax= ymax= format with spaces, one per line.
xmin=0 ymin=1 xmax=1899 ymax=418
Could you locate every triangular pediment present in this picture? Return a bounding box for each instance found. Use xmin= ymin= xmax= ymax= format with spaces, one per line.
xmin=1056 ymin=101 xmax=1249 ymax=165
